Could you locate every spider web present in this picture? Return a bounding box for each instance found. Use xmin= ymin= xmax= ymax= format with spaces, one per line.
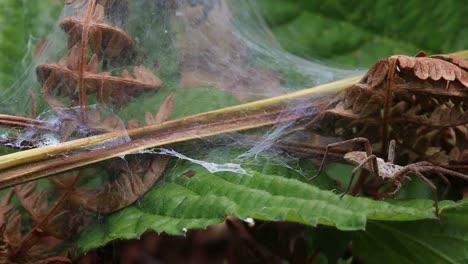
xmin=0 ymin=0 xmax=358 ymax=207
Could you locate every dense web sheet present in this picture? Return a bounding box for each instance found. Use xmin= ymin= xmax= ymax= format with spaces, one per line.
xmin=0 ymin=0 xmax=358 ymax=211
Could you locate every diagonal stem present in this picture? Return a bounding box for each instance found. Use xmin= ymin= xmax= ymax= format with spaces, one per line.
xmin=0 ymin=76 xmax=361 ymax=188
xmin=0 ymin=49 xmax=467 ymax=189
xmin=382 ymin=57 xmax=397 ymax=157
xmin=11 ymin=172 xmax=82 ymax=258
xmin=77 ymin=0 xmax=97 ymax=123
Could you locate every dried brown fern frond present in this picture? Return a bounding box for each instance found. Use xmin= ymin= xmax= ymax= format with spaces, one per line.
xmin=14 ymin=181 xmax=85 ymax=240
xmin=306 ymin=52 xmax=468 ymax=168
xmin=0 ymin=188 xmax=73 ymax=263
xmin=61 ymin=2 xmax=133 ymax=57
xmin=51 ymin=94 xmax=174 ymax=213
xmin=37 ymin=0 xmax=162 ymax=123
xmin=65 ymin=0 xmax=87 ymax=9
xmin=37 ymin=45 xmax=162 ymax=107
xmin=364 ymin=54 xmax=468 ymax=89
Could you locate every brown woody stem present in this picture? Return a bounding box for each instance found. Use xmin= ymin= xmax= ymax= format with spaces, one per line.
xmin=0 ymin=49 xmax=467 ymax=189
xmin=382 ymin=57 xmax=397 ymax=156
xmin=11 ymin=172 xmax=82 ymax=257
xmin=77 ymin=0 xmax=97 ymax=122
xmin=0 ymin=76 xmax=360 ymax=188
xmin=0 ymin=114 xmax=57 ymax=132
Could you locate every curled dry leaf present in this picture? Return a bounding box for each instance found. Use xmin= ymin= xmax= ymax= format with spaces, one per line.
xmin=0 ymin=191 xmax=14 ymax=227
xmin=363 ymin=54 xmax=468 ymax=89
xmin=65 ymin=0 xmax=88 ymax=9
xmin=304 ymin=52 xmax=468 ymax=169
xmin=0 ymin=189 xmax=72 ymax=263
xmin=14 ymin=181 xmax=84 ymax=239
xmin=38 ymin=0 xmax=162 ymax=113
xmin=61 ymin=2 xmax=133 ymax=57
xmin=395 ymin=55 xmax=468 ymax=86
xmin=59 ymin=156 xmax=170 ymax=213
xmin=0 ymin=0 xmax=169 ymax=259
xmin=53 ymin=94 xmax=175 ymax=213
xmin=428 ymin=54 xmax=468 ymax=72
xmin=37 ymin=45 xmax=163 ymax=107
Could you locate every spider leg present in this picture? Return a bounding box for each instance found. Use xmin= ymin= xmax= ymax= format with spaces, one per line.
xmin=408 ymin=161 xmax=434 ymax=167
xmin=380 ymin=167 xmax=411 ymax=198
xmin=387 ymin=139 xmax=396 ymax=163
xmin=362 ymin=177 xmax=386 ymax=199
xmin=416 ymin=165 xmax=468 ymax=200
xmin=388 ymin=180 xmax=403 ymax=196
xmin=351 ymin=170 xmax=370 ymax=196
xmin=311 ymin=137 xmax=375 ymax=181
xmin=410 ymin=169 xmax=439 ymax=218
xmin=341 ymin=154 xmax=377 ymax=198
xmin=426 ymin=166 xmax=468 ymax=181
xmin=374 ymin=164 xmax=413 ymax=199
xmin=434 ymin=171 xmax=451 ymax=199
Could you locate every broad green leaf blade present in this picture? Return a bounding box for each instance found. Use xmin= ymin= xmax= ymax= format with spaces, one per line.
xmin=354 ymin=218 xmax=468 ymax=264
xmin=76 ymin=162 xmax=468 ymax=252
xmin=315 ymin=206 xmax=468 ymax=264
xmin=258 ymin=0 xmax=468 ymax=67
xmin=119 ymin=85 xmax=241 ymax=122
xmin=0 ymin=1 xmax=62 ymax=90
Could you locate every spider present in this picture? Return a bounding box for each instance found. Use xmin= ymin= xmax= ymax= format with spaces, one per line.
xmin=313 ymin=137 xmax=468 ymax=217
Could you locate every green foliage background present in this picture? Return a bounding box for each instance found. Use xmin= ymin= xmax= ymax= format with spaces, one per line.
xmin=0 ymin=0 xmax=61 ymax=90
xmin=0 ymin=1 xmax=468 ymax=263
xmin=259 ymin=0 xmax=468 ymax=67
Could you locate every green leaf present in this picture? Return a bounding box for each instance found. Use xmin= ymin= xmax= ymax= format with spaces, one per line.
xmin=76 ymin=156 xmax=468 ymax=252
xmin=354 ymin=218 xmax=468 ymax=263
xmin=0 ymin=1 xmax=62 ymax=90
xmin=315 ymin=206 xmax=468 ymax=264
xmin=258 ymin=0 xmax=468 ymax=67
xmin=118 ymin=85 xmax=241 ymax=123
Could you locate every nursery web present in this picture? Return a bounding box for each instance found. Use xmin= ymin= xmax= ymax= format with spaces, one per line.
xmin=0 ymin=0 xmax=358 ymax=209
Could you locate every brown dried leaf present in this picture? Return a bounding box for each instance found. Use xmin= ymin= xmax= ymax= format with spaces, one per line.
xmin=152 ymin=93 xmax=175 ymax=124
xmin=15 ymin=182 xmax=49 ymax=224
xmin=104 ymin=32 xmax=125 ymax=57
xmin=88 ymin=27 xmax=103 ymax=54
xmin=37 ymin=60 xmax=163 ymax=106
xmin=60 ymin=3 xmax=133 ymax=58
xmin=68 ymin=156 xmax=170 ymax=213
xmin=14 ymin=180 xmax=84 ymax=240
xmin=308 ymin=53 xmax=468 ymax=165
xmin=0 ymin=190 xmax=14 ymax=227
xmin=86 ymin=53 xmax=99 ymax=73
xmin=394 ymin=55 xmax=468 ymax=86
xmin=431 ymin=54 xmax=468 ymax=72
xmin=133 ymin=65 xmax=163 ymax=87
xmin=61 ymin=94 xmax=175 ymax=213
xmin=363 ymin=54 xmax=468 ymax=92
xmin=66 ymin=24 xmax=83 ymax=49
xmin=65 ymin=45 xmax=81 ymax=71
xmin=362 ymin=59 xmax=389 ymax=87
xmin=0 ymin=188 xmax=70 ymax=263
xmin=4 ymin=212 xmax=22 ymax=248
xmin=144 ymin=112 xmax=155 ymax=126
xmin=81 ymin=107 xmax=126 ymax=133
xmin=65 ymin=0 xmax=87 ymax=9
xmin=127 ymin=118 xmax=139 ymax=129
xmin=121 ymin=69 xmax=132 ymax=79
xmin=91 ymin=2 xmax=105 ymax=22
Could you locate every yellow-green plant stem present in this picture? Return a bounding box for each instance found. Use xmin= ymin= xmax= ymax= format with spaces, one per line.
xmin=0 ymin=76 xmax=360 ymax=188
xmin=0 ymin=50 xmax=467 ymax=189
